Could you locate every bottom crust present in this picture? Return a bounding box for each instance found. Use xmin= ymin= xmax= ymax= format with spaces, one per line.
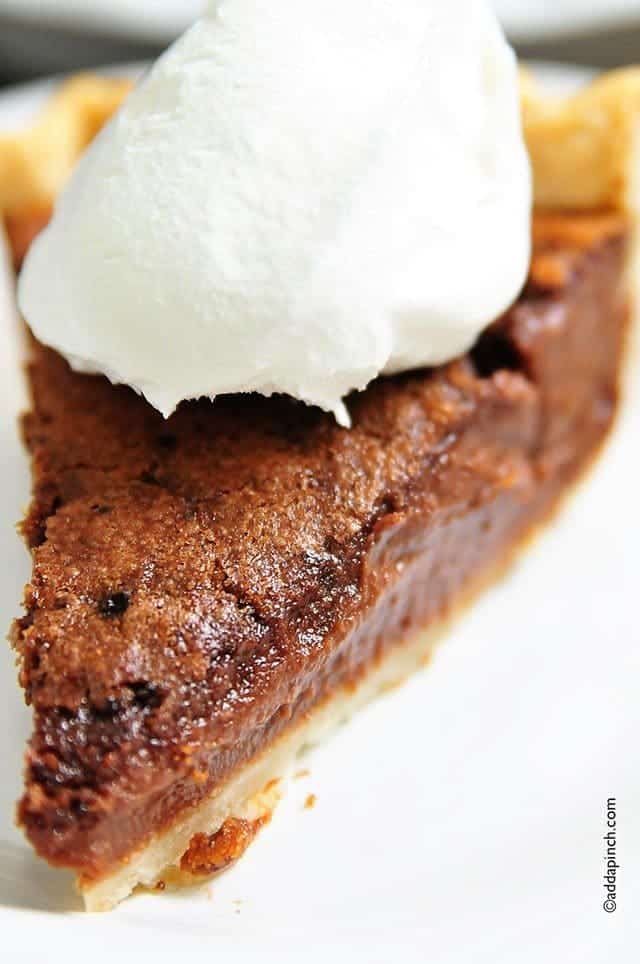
xmin=81 ymin=613 xmax=442 ymax=911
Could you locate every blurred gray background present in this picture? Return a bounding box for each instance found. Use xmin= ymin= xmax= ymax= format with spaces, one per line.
xmin=517 ymin=25 xmax=640 ymax=69
xmin=0 ymin=1 xmax=638 ymax=88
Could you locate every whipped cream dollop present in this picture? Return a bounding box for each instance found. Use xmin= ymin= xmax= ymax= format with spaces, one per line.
xmin=19 ymin=0 xmax=531 ymax=425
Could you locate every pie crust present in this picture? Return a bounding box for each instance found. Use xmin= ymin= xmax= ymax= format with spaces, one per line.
xmin=522 ymin=67 xmax=640 ymax=213
xmin=0 ymin=76 xmax=132 ymax=220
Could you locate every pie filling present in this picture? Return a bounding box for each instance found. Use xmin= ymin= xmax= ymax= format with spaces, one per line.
xmin=9 ymin=213 xmax=628 ymax=894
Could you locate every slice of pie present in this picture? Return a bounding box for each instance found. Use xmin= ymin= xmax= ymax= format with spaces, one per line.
xmin=1 ymin=68 xmax=637 ymax=911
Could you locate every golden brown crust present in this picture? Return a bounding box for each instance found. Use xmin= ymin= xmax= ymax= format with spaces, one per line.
xmin=0 ymin=76 xmax=132 ymax=219
xmin=522 ymin=67 xmax=640 ymax=213
xmin=180 ymin=816 xmax=270 ymax=877
xmin=1 ymin=68 xmax=640 ymax=229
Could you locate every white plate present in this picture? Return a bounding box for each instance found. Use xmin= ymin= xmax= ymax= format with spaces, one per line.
xmin=0 ymin=65 xmax=638 ymax=962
